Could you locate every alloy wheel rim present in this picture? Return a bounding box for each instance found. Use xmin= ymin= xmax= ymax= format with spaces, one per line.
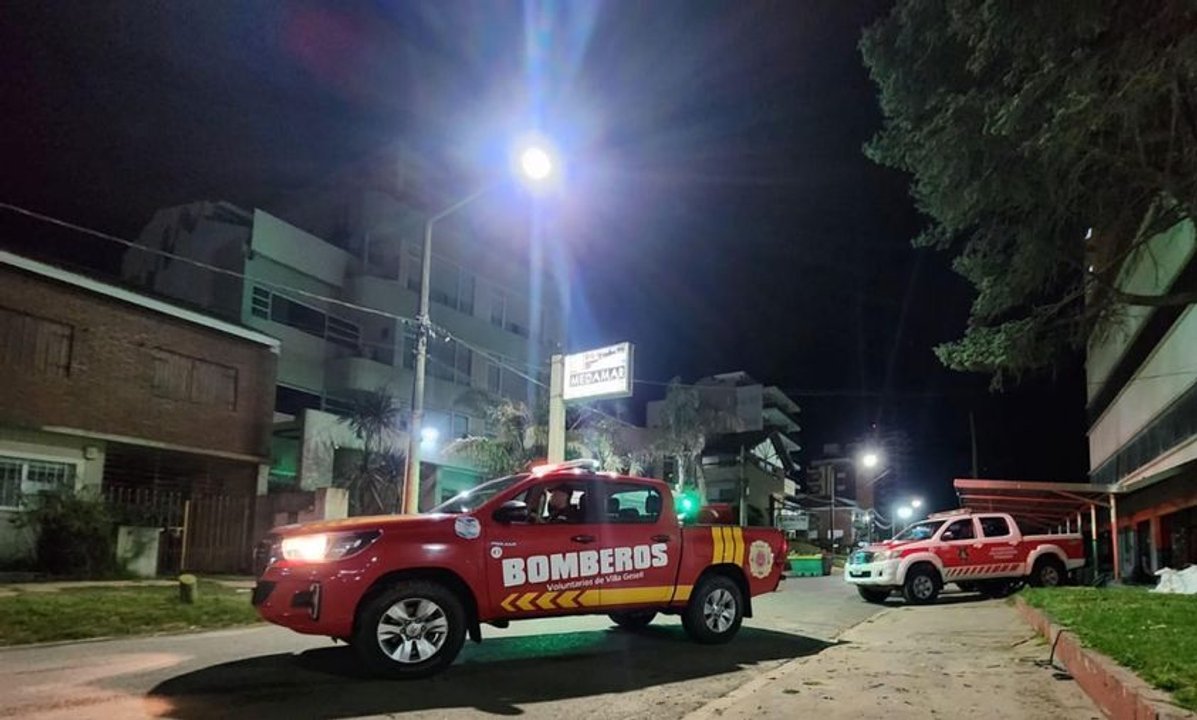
xmin=703 ymin=588 xmax=736 ymax=633
xmin=376 ymin=597 xmax=450 ymax=664
xmin=913 ymin=575 xmax=935 ymax=599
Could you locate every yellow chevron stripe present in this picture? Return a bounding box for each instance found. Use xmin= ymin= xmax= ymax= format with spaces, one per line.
xmin=599 ymin=586 xmax=676 ymax=606
xmin=732 ymin=526 xmax=745 ymax=565
xmin=579 ymin=589 xmax=602 ymax=607
xmin=723 ymin=526 xmax=735 ymax=563
xmin=672 ymin=584 xmax=693 ymax=602
xmin=516 ymin=592 xmax=538 ymax=611
xmin=711 ymin=526 xmax=724 ymax=564
xmin=536 ymin=591 xmax=559 ymax=610
xmin=500 ymin=593 xmax=519 ymax=612
xmin=557 ymin=590 xmax=581 ymax=608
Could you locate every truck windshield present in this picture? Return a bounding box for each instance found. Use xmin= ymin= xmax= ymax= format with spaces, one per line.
xmin=892 ymin=520 xmax=946 ymax=541
xmin=426 ymin=474 xmax=526 ymax=514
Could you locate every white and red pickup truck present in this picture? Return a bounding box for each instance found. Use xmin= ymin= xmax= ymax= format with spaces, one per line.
xmin=845 ymin=509 xmax=1085 ymax=604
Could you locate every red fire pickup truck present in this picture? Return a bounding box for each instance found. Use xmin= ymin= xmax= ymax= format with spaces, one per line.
xmin=845 ymin=509 xmax=1086 ymax=604
xmin=253 ymin=460 xmax=787 ymax=677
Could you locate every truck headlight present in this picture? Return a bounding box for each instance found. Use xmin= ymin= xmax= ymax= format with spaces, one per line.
xmin=280 ymin=530 xmax=381 ymax=563
xmin=881 ymin=549 xmax=902 ymax=561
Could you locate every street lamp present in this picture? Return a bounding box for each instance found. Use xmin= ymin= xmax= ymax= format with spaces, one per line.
xmin=896 ymin=505 xmax=913 ymax=520
xmin=401 ymin=140 xmax=558 ymax=514
xmin=861 ymin=451 xmax=880 ymax=469
xmin=911 ymin=498 xmax=923 ymax=509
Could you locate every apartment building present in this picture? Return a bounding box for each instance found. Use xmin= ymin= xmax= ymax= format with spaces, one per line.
xmin=123 ymin=168 xmax=567 ymax=503
xmin=1086 ymin=219 xmax=1197 ymax=578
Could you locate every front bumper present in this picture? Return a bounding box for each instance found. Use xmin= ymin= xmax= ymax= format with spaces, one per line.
xmin=254 ymin=566 xmax=370 ymax=638
xmin=844 ymin=559 xmax=900 ymax=586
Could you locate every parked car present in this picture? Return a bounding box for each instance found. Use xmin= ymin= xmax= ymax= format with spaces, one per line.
xmin=844 ymin=509 xmax=1085 ymax=604
xmin=252 ymin=460 xmax=787 ymax=677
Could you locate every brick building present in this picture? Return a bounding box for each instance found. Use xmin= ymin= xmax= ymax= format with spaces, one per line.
xmin=0 ymin=251 xmax=278 ymax=572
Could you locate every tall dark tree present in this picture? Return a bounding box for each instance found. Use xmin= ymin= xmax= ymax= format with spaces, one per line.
xmin=861 ymin=0 xmax=1197 ymax=386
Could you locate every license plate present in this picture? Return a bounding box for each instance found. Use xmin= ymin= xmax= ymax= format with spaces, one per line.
xmin=849 ymin=571 xmax=872 ymax=579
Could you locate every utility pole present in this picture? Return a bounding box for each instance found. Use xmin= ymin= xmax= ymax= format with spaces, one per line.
xmin=738 ymin=445 xmax=747 ymax=526
xmin=826 ymin=464 xmax=836 ymax=553
xmin=969 ymin=410 xmax=979 ymax=478
xmin=547 ymin=354 xmax=566 ymax=463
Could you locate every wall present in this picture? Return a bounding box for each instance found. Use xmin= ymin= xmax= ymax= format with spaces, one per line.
xmin=1089 ymin=305 xmax=1197 ymax=471
xmin=296 ymin=409 xmax=407 ymax=490
xmin=251 ymin=210 xmax=351 ymax=289
xmin=0 ymin=427 xmax=106 ymax=564
xmin=1087 ymin=221 xmax=1197 ymax=402
xmin=0 ymin=265 xmax=277 ymax=461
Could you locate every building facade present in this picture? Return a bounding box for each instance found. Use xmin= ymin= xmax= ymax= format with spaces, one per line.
xmin=0 ymin=251 xmax=278 ymax=570
xmin=123 ymin=177 xmax=567 ymax=505
xmin=1086 ymin=219 xmax=1197 ymax=578
xmin=646 ymin=371 xmax=805 ymax=526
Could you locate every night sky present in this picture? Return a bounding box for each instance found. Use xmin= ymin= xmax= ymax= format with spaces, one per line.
xmin=0 ymin=1 xmax=1088 ymax=509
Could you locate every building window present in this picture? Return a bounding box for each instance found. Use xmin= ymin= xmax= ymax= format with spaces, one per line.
xmin=490 ymin=290 xmax=506 ymax=328
xmin=0 ymin=456 xmax=77 ymax=510
xmin=252 ymin=286 xmax=360 ymax=349
xmin=0 ymin=306 xmax=73 ymax=378
xmin=250 ymin=286 xmax=270 ymax=319
xmin=487 ymin=362 xmax=502 ymax=394
xmin=326 ymin=316 xmax=360 ymax=350
xmin=452 ymin=413 xmax=469 ymax=438
xmin=275 ymin=385 xmax=321 ymax=416
xmin=429 ymin=262 xmax=476 ymax=315
xmin=323 ymin=396 xmax=356 ymax=417
xmin=429 ymin=340 xmax=472 ymax=386
xmin=151 ymin=349 xmax=238 ymax=410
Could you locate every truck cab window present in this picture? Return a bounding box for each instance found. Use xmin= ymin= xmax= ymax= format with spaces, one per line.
xmin=603 ymin=484 xmax=663 ymax=523
xmin=942 ymin=519 xmax=975 ymax=541
xmin=980 ymin=516 xmax=1012 ymax=538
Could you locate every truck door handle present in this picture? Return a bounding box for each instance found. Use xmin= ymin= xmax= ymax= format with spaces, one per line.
xmin=651 ymin=534 xmax=671 ymax=543
xmin=571 ymin=534 xmax=596 ymax=544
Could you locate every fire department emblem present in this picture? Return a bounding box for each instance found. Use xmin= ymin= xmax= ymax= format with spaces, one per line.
xmin=957 ymin=547 xmax=969 ymax=562
xmin=748 ymin=540 xmax=774 ymax=579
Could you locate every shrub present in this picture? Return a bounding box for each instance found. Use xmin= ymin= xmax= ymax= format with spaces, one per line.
xmin=14 ymin=489 xmax=120 ymax=578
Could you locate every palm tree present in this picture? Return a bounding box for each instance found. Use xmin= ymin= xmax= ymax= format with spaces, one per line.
xmin=442 ymin=390 xmax=604 ymax=477
xmin=337 ymin=387 xmax=403 ymax=514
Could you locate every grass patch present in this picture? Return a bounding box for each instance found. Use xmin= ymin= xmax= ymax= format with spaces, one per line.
xmin=1022 ymin=587 xmax=1197 ymax=711
xmin=0 ymin=581 xmax=260 ymax=646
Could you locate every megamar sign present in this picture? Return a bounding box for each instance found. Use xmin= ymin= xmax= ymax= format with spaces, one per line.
xmin=562 ymin=342 xmax=634 ymax=401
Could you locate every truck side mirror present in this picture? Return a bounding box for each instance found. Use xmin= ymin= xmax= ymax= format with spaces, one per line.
xmin=942 ymin=532 xmax=955 ymax=541
xmin=493 ymin=500 xmax=530 ymax=524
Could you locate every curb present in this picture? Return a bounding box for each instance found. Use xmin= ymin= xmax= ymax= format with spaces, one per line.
xmin=1014 ymin=597 xmax=1194 ymax=720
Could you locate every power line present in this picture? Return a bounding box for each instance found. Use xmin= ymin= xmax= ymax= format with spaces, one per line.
xmin=0 ymin=202 xmax=552 ymax=392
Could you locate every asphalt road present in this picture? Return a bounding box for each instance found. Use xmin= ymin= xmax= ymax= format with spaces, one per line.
xmin=0 ymin=574 xmax=883 ymax=720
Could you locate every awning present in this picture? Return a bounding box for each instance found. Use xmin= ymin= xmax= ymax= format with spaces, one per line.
xmin=953 ymin=478 xmax=1113 ymax=529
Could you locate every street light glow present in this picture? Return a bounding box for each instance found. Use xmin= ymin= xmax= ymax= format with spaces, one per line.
xmin=518 ymin=145 xmax=554 ymax=182
xmin=420 ymin=427 xmax=440 ymax=446
xmin=861 ymin=452 xmax=880 ymax=469
xmin=911 ymin=498 xmax=923 ymax=509
xmin=897 ymin=506 xmax=913 ymax=520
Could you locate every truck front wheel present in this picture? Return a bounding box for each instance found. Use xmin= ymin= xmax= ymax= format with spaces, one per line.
xmin=683 ymin=575 xmax=744 ymax=644
xmin=857 ymin=587 xmax=891 ymax=604
xmin=353 ymin=580 xmax=467 ymax=679
xmin=902 ymin=565 xmax=941 ymax=605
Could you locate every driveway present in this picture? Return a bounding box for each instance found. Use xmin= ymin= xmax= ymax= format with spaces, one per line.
xmin=0 ymin=574 xmax=878 ymax=720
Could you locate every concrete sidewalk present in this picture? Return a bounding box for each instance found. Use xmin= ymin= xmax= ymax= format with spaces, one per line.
xmin=687 ymin=599 xmax=1101 ymax=720
xmin=0 ymin=577 xmax=254 ymax=598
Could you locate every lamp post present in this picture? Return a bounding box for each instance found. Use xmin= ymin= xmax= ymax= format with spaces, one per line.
xmin=400 ymin=142 xmax=557 ymax=515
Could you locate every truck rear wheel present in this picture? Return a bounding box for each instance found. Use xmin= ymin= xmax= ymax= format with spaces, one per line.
xmin=857 ymin=587 xmax=891 ymax=604
xmin=902 ymin=565 xmax=941 ymax=605
xmin=609 ymin=610 xmax=657 ymax=630
xmin=683 ymin=575 xmax=744 ymax=644
xmin=353 ymin=580 xmax=466 ymax=679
